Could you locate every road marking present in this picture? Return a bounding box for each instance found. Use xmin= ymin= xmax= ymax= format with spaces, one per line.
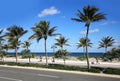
xmin=0 ymin=76 xmax=22 ymax=81
xmin=38 ymin=74 xmax=59 ymax=78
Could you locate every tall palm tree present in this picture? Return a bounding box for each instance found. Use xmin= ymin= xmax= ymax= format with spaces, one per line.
xmin=71 ymin=5 xmax=106 ymax=69
xmin=3 ymin=25 xmax=28 ymax=63
xmin=98 ymin=36 xmax=115 ymax=53
xmin=55 ymin=36 xmax=70 ymax=65
xmin=29 ymin=21 xmax=58 ymax=66
xmin=22 ymin=40 xmax=31 ymax=63
xmin=77 ymin=38 xmax=92 ymax=56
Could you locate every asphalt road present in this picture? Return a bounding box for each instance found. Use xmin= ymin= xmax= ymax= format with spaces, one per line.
xmin=0 ymin=67 xmax=119 ymax=81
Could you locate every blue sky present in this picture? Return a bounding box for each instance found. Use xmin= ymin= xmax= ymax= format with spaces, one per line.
xmin=0 ymin=0 xmax=120 ymax=52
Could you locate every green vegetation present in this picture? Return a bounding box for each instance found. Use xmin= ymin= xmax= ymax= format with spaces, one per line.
xmin=1 ymin=61 xmax=119 ymax=75
xmin=55 ymin=36 xmax=70 ymax=65
xmin=103 ymin=68 xmax=120 ymax=75
xmin=77 ymin=56 xmax=86 ymax=61
xmin=72 ymin=5 xmax=106 ymax=69
xmin=0 ymin=61 xmax=101 ymax=73
xmin=3 ymin=25 xmax=28 ymax=63
xmin=22 ymin=54 xmax=35 ymax=59
xmin=102 ymin=47 xmax=120 ymax=61
xmin=21 ymin=40 xmax=31 ymax=63
xmin=98 ymin=36 xmax=115 ymax=52
xmin=29 ymin=21 xmax=59 ymax=66
xmin=77 ymin=38 xmax=92 ymax=57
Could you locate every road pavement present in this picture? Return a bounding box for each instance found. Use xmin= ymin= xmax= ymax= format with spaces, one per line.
xmin=0 ymin=66 xmax=120 ymax=81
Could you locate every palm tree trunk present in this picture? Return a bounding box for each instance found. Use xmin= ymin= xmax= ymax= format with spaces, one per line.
xmin=15 ymin=47 xmax=18 ymax=63
xmin=52 ymin=47 xmax=55 ymax=62
xmin=2 ymin=56 xmax=4 ymax=62
xmin=44 ymin=39 xmax=48 ymax=66
xmin=83 ymin=47 xmax=85 ymax=57
xmin=27 ymin=47 xmax=31 ymax=64
xmin=85 ymin=27 xmax=90 ymax=70
xmin=105 ymin=47 xmax=107 ymax=53
xmin=29 ymin=57 xmax=31 ymax=64
xmin=63 ymin=55 xmax=66 ymax=65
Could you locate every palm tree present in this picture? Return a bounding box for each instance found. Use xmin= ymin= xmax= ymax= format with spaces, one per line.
xmin=77 ymin=38 xmax=92 ymax=56
xmin=22 ymin=40 xmax=31 ymax=63
xmin=22 ymin=41 xmax=31 ymax=50
xmin=0 ymin=30 xmax=4 ymax=50
xmin=29 ymin=21 xmax=58 ymax=66
xmin=3 ymin=25 xmax=28 ymax=63
xmin=55 ymin=36 xmax=70 ymax=65
xmin=0 ymin=29 xmax=5 ymax=62
xmin=62 ymin=49 xmax=69 ymax=65
xmin=51 ymin=45 xmax=57 ymax=53
xmin=51 ymin=45 xmax=57 ymax=62
xmin=0 ymin=29 xmax=4 ymax=41
xmin=98 ymin=36 xmax=115 ymax=53
xmin=55 ymin=49 xmax=69 ymax=65
xmin=55 ymin=36 xmax=70 ymax=49
xmin=71 ymin=5 xmax=106 ymax=69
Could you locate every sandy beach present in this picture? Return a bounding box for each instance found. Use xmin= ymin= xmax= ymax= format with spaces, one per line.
xmin=1 ymin=57 xmax=120 ymax=69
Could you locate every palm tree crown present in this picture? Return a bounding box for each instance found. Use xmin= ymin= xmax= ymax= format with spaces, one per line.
xmin=22 ymin=41 xmax=31 ymax=50
xmin=55 ymin=36 xmax=70 ymax=48
xmin=5 ymin=25 xmax=27 ymax=41
xmin=98 ymin=36 xmax=115 ymax=52
xmin=29 ymin=21 xmax=57 ymax=42
xmin=72 ymin=5 xmax=106 ymax=27
xmin=77 ymin=38 xmax=92 ymax=49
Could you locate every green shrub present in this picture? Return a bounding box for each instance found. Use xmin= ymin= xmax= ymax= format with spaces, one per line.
xmin=88 ymin=68 xmax=101 ymax=73
xmin=2 ymin=62 xmax=120 ymax=74
xmin=77 ymin=56 xmax=86 ymax=61
xmin=48 ymin=64 xmax=89 ymax=72
xmin=104 ymin=68 xmax=120 ymax=75
xmin=22 ymin=54 xmax=35 ymax=58
xmin=103 ymin=47 xmax=120 ymax=61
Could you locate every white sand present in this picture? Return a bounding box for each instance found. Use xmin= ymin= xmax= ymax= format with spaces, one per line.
xmin=1 ymin=57 xmax=120 ymax=68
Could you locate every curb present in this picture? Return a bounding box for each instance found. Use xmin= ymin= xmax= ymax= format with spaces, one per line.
xmin=0 ymin=65 xmax=120 ymax=79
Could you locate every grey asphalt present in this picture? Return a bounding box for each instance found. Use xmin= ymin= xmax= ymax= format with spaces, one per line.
xmin=0 ymin=67 xmax=119 ymax=81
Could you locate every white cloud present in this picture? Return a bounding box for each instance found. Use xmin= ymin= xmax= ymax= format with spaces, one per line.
xmin=38 ymin=6 xmax=60 ymax=17
xmin=100 ymin=20 xmax=117 ymax=26
xmin=100 ymin=22 xmax=108 ymax=26
xmin=55 ymin=35 xmax=61 ymax=39
xmin=111 ymin=20 xmax=117 ymax=24
xmin=80 ymin=30 xmax=86 ymax=35
xmin=80 ymin=29 xmax=99 ymax=35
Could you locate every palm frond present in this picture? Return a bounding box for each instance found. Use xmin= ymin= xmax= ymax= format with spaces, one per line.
xmin=71 ymin=18 xmax=82 ymax=22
